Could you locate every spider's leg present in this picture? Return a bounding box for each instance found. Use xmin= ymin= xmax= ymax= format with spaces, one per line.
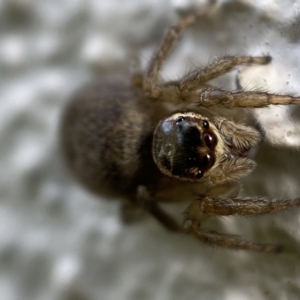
xmin=189 ymin=195 xmax=300 ymax=217
xmin=129 ymin=49 xmax=144 ymax=88
xmin=176 ymin=55 xmax=270 ymax=94
xmin=143 ymin=2 xmax=215 ymax=98
xmin=136 ymin=185 xmax=183 ymax=232
xmin=188 ymin=227 xmax=281 ymax=252
xmin=195 ymin=88 xmax=300 ymax=108
xmin=120 ymin=198 xmax=145 ymax=224
xmin=147 ymin=204 xmax=183 ymax=232
xmin=147 ymin=55 xmax=271 ymax=103
xmin=184 ymin=195 xmax=300 ymax=252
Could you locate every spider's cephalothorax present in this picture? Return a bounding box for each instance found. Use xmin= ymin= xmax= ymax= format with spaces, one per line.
xmin=153 ymin=111 xmax=260 ymax=185
xmin=61 ymin=2 xmax=300 ymax=253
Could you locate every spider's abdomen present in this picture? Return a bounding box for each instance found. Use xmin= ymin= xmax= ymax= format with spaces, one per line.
xmin=60 ymin=78 xmax=161 ymax=198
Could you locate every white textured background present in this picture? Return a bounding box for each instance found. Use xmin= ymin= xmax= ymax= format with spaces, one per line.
xmin=2 ymin=0 xmax=300 ymax=299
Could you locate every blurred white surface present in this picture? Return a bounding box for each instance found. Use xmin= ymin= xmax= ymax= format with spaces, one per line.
xmin=1 ymin=0 xmax=300 ymax=300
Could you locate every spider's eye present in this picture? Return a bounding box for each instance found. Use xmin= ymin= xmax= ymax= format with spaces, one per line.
xmin=203 ymin=120 xmax=209 ymax=129
xmin=204 ymin=132 xmax=217 ymax=150
xmin=196 ymin=170 xmax=203 ymax=179
xmin=201 ymin=153 xmax=215 ymax=169
xmin=176 ymin=116 xmax=185 ymax=124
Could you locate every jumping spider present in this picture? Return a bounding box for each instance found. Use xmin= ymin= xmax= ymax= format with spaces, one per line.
xmin=61 ymin=2 xmax=300 ymax=252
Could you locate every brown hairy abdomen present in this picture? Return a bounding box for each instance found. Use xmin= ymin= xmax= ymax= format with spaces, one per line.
xmin=60 ymin=78 xmax=160 ymax=198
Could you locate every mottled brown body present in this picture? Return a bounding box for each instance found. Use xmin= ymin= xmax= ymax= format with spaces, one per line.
xmin=60 ymin=2 xmax=300 ymax=252
xmin=61 ymin=78 xmax=165 ymax=199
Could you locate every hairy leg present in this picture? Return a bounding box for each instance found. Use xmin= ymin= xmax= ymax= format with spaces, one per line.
xmin=145 ymin=55 xmax=271 ymax=102
xmin=129 ymin=50 xmax=144 ymax=88
xmin=183 ymin=195 xmax=300 ymax=252
xmin=193 ymin=88 xmax=300 ymax=108
xmin=189 ymin=195 xmax=300 ymax=217
xmin=176 ymin=55 xmax=271 ymax=94
xmin=140 ymin=196 xmax=280 ymax=252
xmin=147 ymin=204 xmax=280 ymax=252
xmin=136 ymin=195 xmax=278 ymax=252
xmin=143 ymin=1 xmax=215 ymax=98
xmin=189 ymin=227 xmax=281 ymax=252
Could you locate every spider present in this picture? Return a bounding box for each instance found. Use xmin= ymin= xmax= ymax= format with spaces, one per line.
xmin=60 ymin=2 xmax=300 ymax=253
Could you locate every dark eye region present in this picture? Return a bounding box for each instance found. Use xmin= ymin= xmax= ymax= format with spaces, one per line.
xmin=171 ymin=141 xmax=215 ymax=179
xmin=153 ymin=115 xmax=218 ymax=181
xmin=175 ymin=116 xmax=217 ymax=149
xmin=170 ymin=118 xmax=217 ymax=179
